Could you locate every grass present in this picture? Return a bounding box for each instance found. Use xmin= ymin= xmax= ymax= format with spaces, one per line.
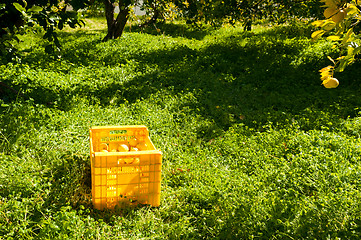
xmin=1 ymin=18 xmax=361 ymax=239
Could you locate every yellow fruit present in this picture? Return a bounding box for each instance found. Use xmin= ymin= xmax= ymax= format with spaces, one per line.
xmin=118 ymin=144 xmax=129 ymax=152
xmin=130 ymin=147 xmax=139 ymax=151
xmin=332 ymin=10 xmax=346 ymax=23
xmin=109 ymin=142 xmax=118 ymax=151
xmin=128 ymin=138 xmax=138 ymax=147
xmin=100 ymin=143 xmax=108 ymax=151
xmin=136 ymin=141 xmax=148 ymax=151
xmin=324 ymin=7 xmax=338 ymax=18
xmin=322 ymin=77 xmax=339 ymax=88
xmin=101 ymin=149 xmax=108 ymax=152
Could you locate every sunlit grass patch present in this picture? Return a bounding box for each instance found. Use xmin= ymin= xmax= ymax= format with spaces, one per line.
xmin=1 ymin=18 xmax=361 ymax=239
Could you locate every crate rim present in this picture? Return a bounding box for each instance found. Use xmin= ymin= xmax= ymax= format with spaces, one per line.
xmin=92 ymin=149 xmax=162 ymax=156
xmin=90 ymin=125 xmax=149 ymax=130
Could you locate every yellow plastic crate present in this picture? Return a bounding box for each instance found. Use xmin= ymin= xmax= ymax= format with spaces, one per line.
xmin=89 ymin=125 xmax=162 ymax=210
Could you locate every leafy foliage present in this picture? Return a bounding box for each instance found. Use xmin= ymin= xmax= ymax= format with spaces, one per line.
xmin=174 ymin=0 xmax=323 ymax=29
xmin=0 ymin=0 xmax=88 ymax=61
xmin=312 ymin=0 xmax=361 ymax=87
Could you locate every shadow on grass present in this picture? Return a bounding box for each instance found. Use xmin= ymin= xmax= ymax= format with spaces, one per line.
xmin=124 ymin=21 xmax=214 ymax=40
xmin=124 ymin=21 xmax=315 ymax=40
xmin=60 ymin=30 xmax=361 ymax=134
xmin=5 ymin=23 xmax=361 ymax=139
xmin=41 ymin=152 xmax=92 ymax=210
xmin=39 ymin=152 xmax=159 ymax=224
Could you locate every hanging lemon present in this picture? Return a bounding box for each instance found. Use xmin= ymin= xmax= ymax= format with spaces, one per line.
xmin=322 ymin=78 xmax=339 ymax=88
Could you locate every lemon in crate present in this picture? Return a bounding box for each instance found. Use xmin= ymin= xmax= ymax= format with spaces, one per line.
xmin=89 ymin=125 xmax=162 ymax=210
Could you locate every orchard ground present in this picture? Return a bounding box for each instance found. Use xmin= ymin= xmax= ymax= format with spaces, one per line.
xmin=1 ymin=18 xmax=361 ymax=239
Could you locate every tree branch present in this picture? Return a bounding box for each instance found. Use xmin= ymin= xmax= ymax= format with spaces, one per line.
xmin=0 ymin=82 xmax=24 ymax=97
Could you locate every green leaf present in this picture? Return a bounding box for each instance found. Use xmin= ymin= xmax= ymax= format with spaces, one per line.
xmin=337 ymin=58 xmax=349 ymax=72
xmin=13 ymin=3 xmax=26 ymax=13
xmin=322 ymin=21 xmax=336 ymax=31
xmin=312 ymin=20 xmax=326 ymax=27
xmin=28 ymin=5 xmax=43 ymax=12
xmin=341 ymin=28 xmax=354 ymax=45
xmin=327 ymin=35 xmax=340 ymax=41
xmin=346 ymin=4 xmax=359 ymax=16
xmin=327 ymin=56 xmax=335 ymax=64
xmin=311 ymin=30 xmax=325 ymax=41
xmin=354 ymin=45 xmax=361 ymax=55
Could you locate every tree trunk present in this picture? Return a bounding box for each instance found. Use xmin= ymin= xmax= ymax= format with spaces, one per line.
xmin=103 ymin=0 xmax=130 ymax=41
xmin=244 ymin=20 xmax=252 ymax=31
xmin=141 ymin=3 xmax=163 ymax=28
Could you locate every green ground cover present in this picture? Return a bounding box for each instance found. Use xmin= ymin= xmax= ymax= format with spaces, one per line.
xmin=1 ymin=18 xmax=361 ymax=239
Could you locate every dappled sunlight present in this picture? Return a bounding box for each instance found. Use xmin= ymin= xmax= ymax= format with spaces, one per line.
xmin=1 ymin=18 xmax=361 ymax=239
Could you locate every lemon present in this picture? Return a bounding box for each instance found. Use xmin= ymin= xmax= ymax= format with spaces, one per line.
xmin=118 ymin=144 xmax=130 ymax=152
xmin=322 ymin=77 xmax=339 ymax=88
xmin=101 ymin=149 xmax=108 ymax=152
xmin=128 ymin=137 xmax=138 ymax=147
xmin=100 ymin=143 xmax=108 ymax=151
xmin=136 ymin=141 xmax=148 ymax=151
xmin=130 ymin=147 xmax=139 ymax=151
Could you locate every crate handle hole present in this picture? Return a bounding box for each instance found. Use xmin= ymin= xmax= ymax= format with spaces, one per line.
xmin=110 ymin=130 xmax=127 ymax=135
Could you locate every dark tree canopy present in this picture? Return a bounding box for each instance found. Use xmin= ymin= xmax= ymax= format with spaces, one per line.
xmin=174 ymin=0 xmax=323 ymax=30
xmin=1 ymin=0 xmax=325 ymax=61
xmin=0 ymin=0 xmax=89 ymax=60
